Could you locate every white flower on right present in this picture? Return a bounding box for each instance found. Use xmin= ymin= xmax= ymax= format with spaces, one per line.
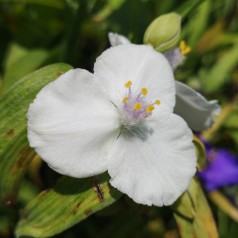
xmin=27 ymin=44 xmax=197 ymax=207
xmin=108 ymin=32 xmax=221 ymax=131
xmin=174 ymin=81 xmax=221 ymax=131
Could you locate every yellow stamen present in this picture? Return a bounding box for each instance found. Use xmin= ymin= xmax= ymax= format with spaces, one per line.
xmin=155 ymin=100 xmax=160 ymax=105
xmin=141 ymin=88 xmax=148 ymax=96
xmin=124 ymin=81 xmax=132 ymax=88
xmin=179 ymin=40 xmax=191 ymax=55
xmin=133 ymin=102 xmax=142 ymax=111
xmin=181 ymin=46 xmax=191 ymax=55
xmin=180 ymin=40 xmax=186 ymax=50
xmin=146 ymin=105 xmax=155 ymax=113
xmin=122 ymin=96 xmax=129 ymax=103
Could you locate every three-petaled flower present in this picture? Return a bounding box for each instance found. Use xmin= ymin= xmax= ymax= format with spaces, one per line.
xmin=28 ymin=44 xmax=197 ymax=206
xmin=109 ymin=32 xmax=221 ymax=132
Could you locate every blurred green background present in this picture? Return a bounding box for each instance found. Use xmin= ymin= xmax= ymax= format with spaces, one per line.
xmin=0 ymin=0 xmax=238 ymax=237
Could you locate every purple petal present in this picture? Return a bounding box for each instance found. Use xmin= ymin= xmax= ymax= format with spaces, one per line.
xmin=198 ymin=149 xmax=238 ymax=191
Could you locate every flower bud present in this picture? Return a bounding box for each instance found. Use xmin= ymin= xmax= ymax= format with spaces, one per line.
xmin=143 ymin=12 xmax=181 ymax=52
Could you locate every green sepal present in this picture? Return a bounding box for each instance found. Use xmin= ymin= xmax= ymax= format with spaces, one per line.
xmin=193 ymin=135 xmax=206 ymax=170
xmin=172 ymin=191 xmax=195 ymax=220
xmin=174 ymin=177 xmax=218 ymax=238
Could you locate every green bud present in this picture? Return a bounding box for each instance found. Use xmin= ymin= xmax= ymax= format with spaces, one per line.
xmin=143 ymin=12 xmax=181 ymax=52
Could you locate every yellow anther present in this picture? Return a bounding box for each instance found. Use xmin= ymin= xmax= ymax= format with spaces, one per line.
xmin=122 ymin=96 xmax=129 ymax=103
xmin=180 ymin=40 xmax=191 ymax=55
xmin=146 ymin=105 xmax=155 ymax=113
xmin=124 ymin=81 xmax=132 ymax=88
xmin=133 ymin=102 xmax=142 ymax=111
xmin=182 ymin=46 xmax=191 ymax=55
xmin=155 ymin=100 xmax=160 ymax=105
xmin=141 ymin=88 xmax=148 ymax=96
xmin=180 ymin=40 xmax=186 ymax=50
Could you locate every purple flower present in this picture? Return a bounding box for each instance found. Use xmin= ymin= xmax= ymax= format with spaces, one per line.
xmin=198 ymin=146 xmax=238 ymax=191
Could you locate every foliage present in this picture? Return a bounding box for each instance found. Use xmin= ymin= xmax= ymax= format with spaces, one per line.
xmin=0 ymin=0 xmax=238 ymax=237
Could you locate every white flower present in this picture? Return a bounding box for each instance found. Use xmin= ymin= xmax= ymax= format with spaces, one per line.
xmin=174 ymin=82 xmax=221 ymax=131
xmin=108 ymin=32 xmax=221 ymax=131
xmin=108 ymin=32 xmax=131 ymax=46
xmin=27 ymin=44 xmax=197 ymax=206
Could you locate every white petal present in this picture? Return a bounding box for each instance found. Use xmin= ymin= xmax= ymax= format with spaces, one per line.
xmin=174 ymin=81 xmax=221 ymax=131
xmin=27 ymin=69 xmax=119 ymax=178
xmin=108 ymin=107 xmax=197 ymax=206
xmin=163 ymin=48 xmax=185 ymax=70
xmin=94 ymin=44 xmax=175 ymax=112
xmin=108 ymin=32 xmax=131 ymax=46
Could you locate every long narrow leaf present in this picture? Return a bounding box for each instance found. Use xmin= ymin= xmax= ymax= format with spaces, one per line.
xmin=16 ymin=174 xmax=121 ymax=238
xmin=0 ymin=64 xmax=72 ymax=204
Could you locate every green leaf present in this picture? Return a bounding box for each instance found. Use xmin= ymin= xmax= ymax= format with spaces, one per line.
xmin=0 ymin=205 xmax=15 ymax=237
xmin=176 ymin=0 xmax=206 ymax=18
xmin=202 ymin=102 xmax=235 ymax=141
xmin=189 ymin=177 xmax=218 ymax=237
xmin=18 ymin=179 xmax=40 ymax=206
xmin=16 ymin=174 xmax=122 ymax=238
xmin=0 ymin=0 xmax=65 ymax=8
xmin=228 ymin=220 xmax=238 ymax=238
xmin=201 ymin=42 xmax=238 ymax=93
xmin=3 ymin=43 xmax=28 ymax=71
xmin=92 ymin=0 xmax=125 ymax=22
xmin=196 ymin=21 xmax=225 ymax=53
xmin=230 ymin=131 xmax=238 ymax=146
xmin=174 ymin=177 xmax=218 ymax=238
xmin=187 ymin=0 xmax=211 ymax=48
xmin=209 ymin=191 xmax=238 ymax=223
xmin=217 ymin=209 xmax=230 ymax=238
xmin=0 ymin=63 xmax=72 ymax=204
xmin=1 ymin=49 xmax=49 ymax=94
xmin=223 ymin=106 xmax=238 ymax=129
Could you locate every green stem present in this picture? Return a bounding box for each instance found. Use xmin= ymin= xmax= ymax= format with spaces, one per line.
xmin=202 ymin=102 xmax=236 ymax=141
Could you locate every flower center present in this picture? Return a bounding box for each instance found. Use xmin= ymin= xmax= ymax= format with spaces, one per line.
xmin=120 ymin=81 xmax=160 ymax=128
